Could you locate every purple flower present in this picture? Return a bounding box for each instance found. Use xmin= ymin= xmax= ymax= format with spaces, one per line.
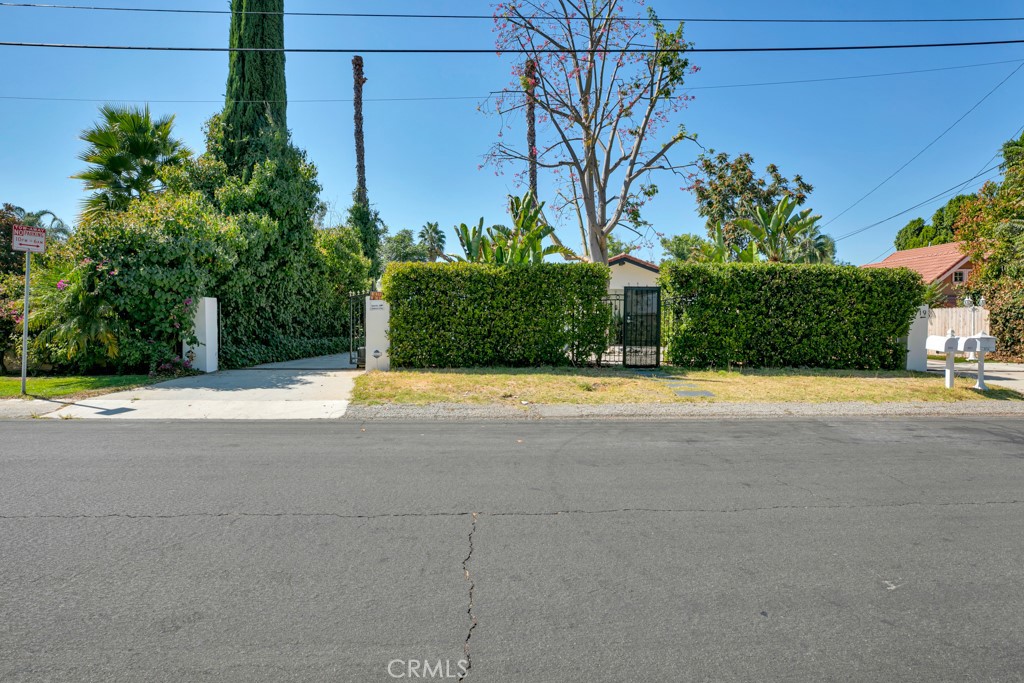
xmin=56 ymin=280 xmax=68 ymax=291
xmin=184 ymin=297 xmax=193 ymax=306
xmin=173 ymin=322 xmax=181 ymax=329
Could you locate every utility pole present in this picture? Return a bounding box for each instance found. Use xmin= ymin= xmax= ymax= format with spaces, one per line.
xmin=352 ymin=55 xmax=368 ymax=205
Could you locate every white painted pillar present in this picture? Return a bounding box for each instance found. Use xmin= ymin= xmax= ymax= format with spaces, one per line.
xmin=365 ymin=294 xmax=391 ymax=372
xmin=905 ymin=305 xmax=929 ymax=372
xmin=185 ymin=297 xmax=218 ymax=373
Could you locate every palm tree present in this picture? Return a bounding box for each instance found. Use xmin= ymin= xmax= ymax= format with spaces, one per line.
xmin=791 ymin=224 xmax=836 ymax=264
xmin=418 ymin=221 xmax=446 ymax=262
xmin=735 ymin=196 xmax=824 ymax=263
xmin=71 ymin=104 xmax=191 ymax=224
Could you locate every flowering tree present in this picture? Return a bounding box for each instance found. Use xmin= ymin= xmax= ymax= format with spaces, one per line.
xmin=490 ymin=0 xmax=699 ymax=263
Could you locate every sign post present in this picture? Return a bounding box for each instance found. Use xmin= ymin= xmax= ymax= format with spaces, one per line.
xmin=11 ymin=225 xmax=46 ymax=395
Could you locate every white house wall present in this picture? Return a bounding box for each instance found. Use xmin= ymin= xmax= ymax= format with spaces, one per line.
xmin=609 ymin=262 xmax=659 ymax=291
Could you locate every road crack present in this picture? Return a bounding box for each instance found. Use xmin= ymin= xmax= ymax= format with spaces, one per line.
xmin=459 ymin=512 xmax=478 ymax=682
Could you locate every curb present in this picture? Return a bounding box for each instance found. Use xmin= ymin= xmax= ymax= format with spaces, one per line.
xmin=344 ymin=400 xmax=1024 ymax=421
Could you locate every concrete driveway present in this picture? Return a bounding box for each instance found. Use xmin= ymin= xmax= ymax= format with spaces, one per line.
xmin=46 ymin=354 xmax=360 ymax=420
xmin=927 ymin=359 xmax=1024 ymax=393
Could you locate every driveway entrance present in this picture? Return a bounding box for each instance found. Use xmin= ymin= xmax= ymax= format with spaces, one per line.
xmin=48 ymin=354 xmax=360 ymax=420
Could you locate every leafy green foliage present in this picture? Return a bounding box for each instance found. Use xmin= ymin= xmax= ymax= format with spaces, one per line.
xmin=1 ymin=204 xmax=26 ymax=275
xmin=382 ymin=262 xmax=610 ymax=367
xmin=347 ymin=199 xmax=386 ymax=280
xmin=735 ymin=197 xmax=832 ymax=263
xmin=661 ymin=262 xmax=924 ymax=370
xmin=690 ymin=151 xmax=813 ymax=253
xmin=453 ymin=194 xmax=576 ymax=264
xmin=164 ymin=116 xmax=365 ymax=367
xmin=316 ymin=226 xmax=373 ymax=297
xmin=659 ymin=233 xmax=706 ymax=262
xmin=0 ymin=273 xmax=22 ymax=373
xmin=957 ymin=130 xmax=1024 ymax=281
xmin=893 ymin=195 xmax=969 ymax=251
xmin=606 ymin=232 xmax=640 ymax=257
xmin=381 ymin=229 xmax=430 ymax=264
xmin=969 ymin=278 xmax=1024 ymax=361
xmin=30 ymin=191 xmax=227 ymax=372
xmin=71 ymin=105 xmax=191 ymax=225
xmin=222 ymin=0 xmax=287 ymax=174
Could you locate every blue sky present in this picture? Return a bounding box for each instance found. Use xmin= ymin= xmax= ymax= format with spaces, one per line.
xmin=2 ymin=0 xmax=1023 ymax=266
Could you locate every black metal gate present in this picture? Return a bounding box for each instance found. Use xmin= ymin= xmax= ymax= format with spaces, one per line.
xmin=348 ymin=291 xmax=368 ymax=367
xmin=623 ymin=286 xmax=661 ymax=368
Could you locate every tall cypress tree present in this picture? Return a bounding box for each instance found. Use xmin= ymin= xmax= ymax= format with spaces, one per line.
xmin=223 ymin=0 xmax=287 ymax=172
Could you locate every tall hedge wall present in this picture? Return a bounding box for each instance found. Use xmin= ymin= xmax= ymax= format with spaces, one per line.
xmin=382 ymin=262 xmax=610 ymax=367
xmin=661 ymin=263 xmax=923 ymax=370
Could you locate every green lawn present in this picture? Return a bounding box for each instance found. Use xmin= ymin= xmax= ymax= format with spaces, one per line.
xmin=0 ymin=375 xmax=156 ymax=399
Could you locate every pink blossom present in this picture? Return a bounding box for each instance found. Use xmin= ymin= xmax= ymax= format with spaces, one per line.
xmin=56 ymin=280 xmax=68 ymax=291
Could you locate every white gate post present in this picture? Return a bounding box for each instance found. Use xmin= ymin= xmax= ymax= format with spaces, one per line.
xmin=365 ymin=294 xmax=391 ymax=372
xmin=904 ymin=305 xmax=929 ymax=372
xmin=185 ymin=297 xmax=219 ymax=373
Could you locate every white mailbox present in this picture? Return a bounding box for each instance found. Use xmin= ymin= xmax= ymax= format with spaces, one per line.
xmin=926 ymin=335 xmax=959 ymax=354
xmin=958 ymin=335 xmax=996 ymax=354
xmin=927 ymin=334 xmax=959 ymax=389
xmin=925 ymin=333 xmax=997 ymax=391
xmin=962 ymin=335 xmax=996 ymax=391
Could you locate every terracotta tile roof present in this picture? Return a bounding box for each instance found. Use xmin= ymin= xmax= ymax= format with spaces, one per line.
xmin=608 ymin=253 xmax=660 ymax=273
xmin=861 ymin=242 xmax=970 ymax=283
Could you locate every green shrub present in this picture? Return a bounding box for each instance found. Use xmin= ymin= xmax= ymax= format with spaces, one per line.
xmin=0 ymin=273 xmax=23 ymax=373
xmin=660 ymin=262 xmax=923 ymax=370
xmin=382 ymin=262 xmax=610 ymax=367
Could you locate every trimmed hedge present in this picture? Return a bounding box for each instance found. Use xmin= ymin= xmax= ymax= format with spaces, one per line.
xmin=382 ymin=262 xmax=610 ymax=367
xmin=661 ymin=262 xmax=923 ymax=370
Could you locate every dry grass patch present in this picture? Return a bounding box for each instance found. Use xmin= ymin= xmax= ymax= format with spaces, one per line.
xmin=352 ymin=366 xmax=1023 ymax=405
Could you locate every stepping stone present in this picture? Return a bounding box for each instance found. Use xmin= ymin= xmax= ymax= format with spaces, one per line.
xmin=675 ymin=390 xmax=715 ymax=398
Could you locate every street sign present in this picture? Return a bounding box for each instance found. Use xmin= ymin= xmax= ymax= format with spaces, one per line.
xmin=12 ymin=225 xmax=46 ymax=253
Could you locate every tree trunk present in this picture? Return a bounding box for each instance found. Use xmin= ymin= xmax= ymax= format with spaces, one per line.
xmin=589 ymin=228 xmax=608 ymax=264
xmin=525 ymin=59 xmax=538 ymax=200
xmin=352 ymin=56 xmax=368 ymax=205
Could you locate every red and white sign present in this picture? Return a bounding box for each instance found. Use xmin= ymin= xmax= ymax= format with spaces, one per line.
xmin=11 ymin=225 xmax=46 ymax=253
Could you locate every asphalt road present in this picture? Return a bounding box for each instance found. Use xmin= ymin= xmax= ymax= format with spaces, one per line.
xmin=1 ymin=418 xmax=1023 ymax=682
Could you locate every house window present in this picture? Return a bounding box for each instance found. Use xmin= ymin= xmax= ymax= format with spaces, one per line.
xmin=952 ymin=270 xmax=968 ymax=284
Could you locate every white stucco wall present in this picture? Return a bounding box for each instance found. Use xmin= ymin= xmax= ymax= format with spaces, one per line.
xmin=609 ymin=261 xmax=659 ymax=290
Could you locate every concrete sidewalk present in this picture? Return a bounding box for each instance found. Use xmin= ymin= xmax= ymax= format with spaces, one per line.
xmin=45 ymin=354 xmax=360 ymax=420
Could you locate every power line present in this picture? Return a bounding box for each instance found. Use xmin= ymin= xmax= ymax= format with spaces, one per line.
xmin=834 ymin=164 xmax=1001 ymax=242
xmin=4 ymin=38 xmax=1024 ymax=54
xmin=4 ymin=3 xmax=1024 ymax=23
xmin=4 ymin=59 xmax=1021 ymax=105
xmin=0 ymin=94 xmax=491 ymax=104
xmin=866 ymin=245 xmax=895 ymax=264
xmin=823 ymin=61 xmax=1024 ymax=228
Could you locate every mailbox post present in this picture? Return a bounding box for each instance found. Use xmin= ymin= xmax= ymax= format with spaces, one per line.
xmin=925 ymin=332 xmax=998 ymax=390
xmin=926 ymin=333 xmax=959 ymax=389
xmin=959 ymin=334 xmax=997 ymax=391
